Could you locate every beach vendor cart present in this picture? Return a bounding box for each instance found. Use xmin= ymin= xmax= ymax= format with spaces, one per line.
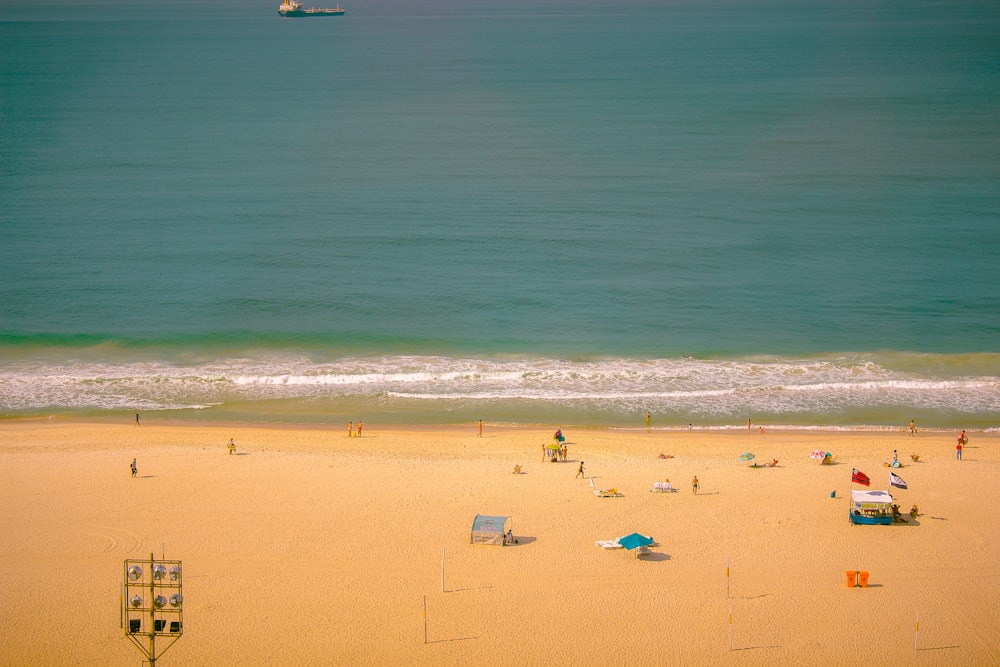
xmin=849 ymin=490 xmax=894 ymax=525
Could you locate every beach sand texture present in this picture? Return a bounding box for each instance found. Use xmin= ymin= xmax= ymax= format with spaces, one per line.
xmin=1 ymin=421 xmax=998 ymax=666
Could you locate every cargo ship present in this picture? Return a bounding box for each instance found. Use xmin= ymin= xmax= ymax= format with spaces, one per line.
xmin=278 ymin=0 xmax=345 ymax=16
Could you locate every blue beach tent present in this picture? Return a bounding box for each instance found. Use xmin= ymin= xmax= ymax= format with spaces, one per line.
xmin=470 ymin=514 xmax=511 ymax=545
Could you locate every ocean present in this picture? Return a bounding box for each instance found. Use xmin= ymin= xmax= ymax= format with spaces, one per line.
xmin=2 ymin=0 xmax=998 ymax=429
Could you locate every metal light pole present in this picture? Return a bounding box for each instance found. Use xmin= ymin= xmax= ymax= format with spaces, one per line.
xmin=123 ymin=553 xmax=183 ymax=666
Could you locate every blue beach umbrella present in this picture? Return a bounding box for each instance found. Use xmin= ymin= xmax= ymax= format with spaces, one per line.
xmin=740 ymin=452 xmax=755 ymax=461
xmin=618 ymin=533 xmax=654 ymax=551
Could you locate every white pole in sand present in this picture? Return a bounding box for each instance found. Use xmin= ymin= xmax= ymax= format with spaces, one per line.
xmin=423 ymin=595 xmax=428 ymax=644
xmin=441 ymin=548 xmax=445 ymax=593
xmin=728 ymin=603 xmax=733 ymax=651
xmin=914 ymin=611 xmax=919 ymax=650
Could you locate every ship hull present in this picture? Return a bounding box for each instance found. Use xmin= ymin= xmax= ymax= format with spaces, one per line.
xmin=278 ymin=9 xmax=344 ymax=16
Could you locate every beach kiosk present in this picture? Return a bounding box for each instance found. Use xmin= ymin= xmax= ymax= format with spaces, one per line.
xmin=470 ymin=514 xmax=512 ymax=545
xmin=849 ymin=490 xmax=894 ymax=525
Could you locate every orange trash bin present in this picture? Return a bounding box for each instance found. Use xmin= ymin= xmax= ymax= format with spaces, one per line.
xmin=858 ymin=571 xmax=870 ymax=588
xmin=845 ymin=570 xmax=858 ymax=587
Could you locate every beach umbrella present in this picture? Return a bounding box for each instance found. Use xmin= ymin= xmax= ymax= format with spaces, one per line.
xmin=740 ymin=452 xmax=755 ymax=461
xmin=618 ymin=533 xmax=654 ymax=551
xmin=810 ymin=449 xmax=826 ymax=460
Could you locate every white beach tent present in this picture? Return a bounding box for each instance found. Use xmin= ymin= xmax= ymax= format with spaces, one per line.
xmin=470 ymin=514 xmax=511 ymax=545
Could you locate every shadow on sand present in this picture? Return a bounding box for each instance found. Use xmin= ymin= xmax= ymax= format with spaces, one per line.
xmin=639 ymin=552 xmax=672 ymax=562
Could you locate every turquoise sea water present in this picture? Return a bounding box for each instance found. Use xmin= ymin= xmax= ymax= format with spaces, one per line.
xmin=2 ymin=0 xmax=999 ymax=428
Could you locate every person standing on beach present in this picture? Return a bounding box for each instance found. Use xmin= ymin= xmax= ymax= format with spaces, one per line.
xmin=646 ymin=412 xmax=652 ymax=431
xmin=478 ymin=420 xmax=483 ymax=437
xmin=347 ymin=421 xmax=353 ymax=438
xmin=747 ymin=418 xmax=752 ymax=432
xmin=692 ymin=475 xmax=699 ymax=494
xmin=909 ymin=419 xmax=916 ymax=436
xmin=130 ymin=458 xmax=137 ymax=478
xmin=135 ymin=412 xmax=141 ymax=427
xmin=576 ymin=461 xmax=585 ymax=478
xmin=957 ymin=430 xmax=966 ymax=460
xmin=356 ymin=421 xmax=363 ymax=438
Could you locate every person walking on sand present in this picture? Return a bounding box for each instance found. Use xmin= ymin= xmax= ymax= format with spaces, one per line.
xmin=356 ymin=421 xmax=363 ymax=438
xmin=135 ymin=412 xmax=141 ymax=427
xmin=646 ymin=412 xmax=651 ymax=431
xmin=347 ymin=421 xmax=353 ymax=438
xmin=130 ymin=458 xmax=137 ymax=478
xmin=478 ymin=419 xmax=483 ymax=437
xmin=692 ymin=475 xmax=699 ymax=494
xmin=909 ymin=419 xmax=916 ymax=436
xmin=956 ymin=430 xmax=966 ymax=460
xmin=576 ymin=461 xmax=585 ymax=478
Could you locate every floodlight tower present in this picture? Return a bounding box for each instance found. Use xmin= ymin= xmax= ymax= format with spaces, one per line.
xmin=122 ymin=553 xmax=183 ymax=666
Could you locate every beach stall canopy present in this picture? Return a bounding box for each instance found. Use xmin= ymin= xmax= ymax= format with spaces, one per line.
xmin=470 ymin=514 xmax=511 ymax=545
xmin=850 ymin=490 xmax=893 ymax=505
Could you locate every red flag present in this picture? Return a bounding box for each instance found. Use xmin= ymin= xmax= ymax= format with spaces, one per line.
xmin=851 ymin=468 xmax=870 ymax=486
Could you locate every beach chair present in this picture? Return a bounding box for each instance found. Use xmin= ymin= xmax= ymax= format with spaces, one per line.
xmin=596 ymin=539 xmax=623 ymax=549
xmin=595 ymin=488 xmax=622 ymax=498
xmin=910 ymin=454 xmax=920 ymax=463
xmin=652 ymin=481 xmax=675 ymax=492
xmin=635 ymin=545 xmax=651 ymax=558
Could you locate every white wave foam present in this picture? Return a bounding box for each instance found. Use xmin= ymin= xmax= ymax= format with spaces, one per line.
xmin=2 ymin=353 xmax=998 ymax=421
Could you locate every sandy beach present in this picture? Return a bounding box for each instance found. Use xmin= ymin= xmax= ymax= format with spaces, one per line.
xmin=1 ymin=420 xmax=998 ymax=666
